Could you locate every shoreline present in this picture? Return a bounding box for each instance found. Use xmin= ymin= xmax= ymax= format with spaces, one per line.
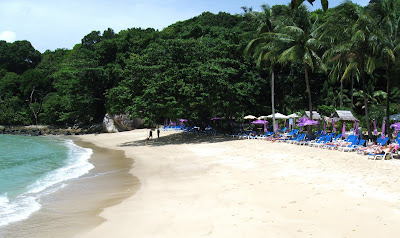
xmin=76 ymin=129 xmax=400 ymax=237
xmin=0 ymin=136 xmax=139 ymax=238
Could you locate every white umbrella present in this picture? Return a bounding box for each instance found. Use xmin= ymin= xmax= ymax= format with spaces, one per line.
xmin=266 ymin=113 xmax=289 ymax=119
xmin=287 ymin=112 xmax=301 ymax=118
xmin=258 ymin=115 xmax=269 ymax=120
xmin=244 ymin=115 xmax=257 ymax=120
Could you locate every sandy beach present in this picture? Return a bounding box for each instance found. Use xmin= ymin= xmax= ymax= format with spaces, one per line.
xmin=77 ymin=129 xmax=400 ymax=238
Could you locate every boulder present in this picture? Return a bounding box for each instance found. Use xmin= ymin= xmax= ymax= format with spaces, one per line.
xmin=103 ymin=114 xmax=119 ymax=133
xmin=102 ymin=114 xmax=144 ymax=133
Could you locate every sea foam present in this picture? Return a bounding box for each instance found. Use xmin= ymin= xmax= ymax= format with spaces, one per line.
xmin=0 ymin=139 xmax=93 ymax=227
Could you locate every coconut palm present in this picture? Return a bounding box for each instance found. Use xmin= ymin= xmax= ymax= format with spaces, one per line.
xmin=369 ymin=0 xmax=400 ymax=138
xmin=333 ymin=2 xmax=382 ymax=139
xmin=273 ymin=5 xmax=326 ymax=137
xmin=245 ymin=5 xmax=280 ymax=132
xmin=318 ymin=2 xmax=360 ymax=110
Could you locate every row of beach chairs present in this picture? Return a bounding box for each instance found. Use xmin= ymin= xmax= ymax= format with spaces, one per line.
xmin=233 ymin=128 xmax=399 ymax=160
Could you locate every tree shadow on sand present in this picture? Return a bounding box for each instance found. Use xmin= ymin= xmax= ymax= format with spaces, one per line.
xmin=119 ymin=132 xmax=241 ymax=147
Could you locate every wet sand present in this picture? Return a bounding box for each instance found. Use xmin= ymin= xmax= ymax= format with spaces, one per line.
xmin=0 ymin=139 xmax=138 ymax=238
xmin=78 ymin=129 xmax=400 ymax=238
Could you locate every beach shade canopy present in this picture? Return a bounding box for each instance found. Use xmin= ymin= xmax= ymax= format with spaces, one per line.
xmin=301 ymin=111 xmax=322 ymax=120
xmin=342 ymin=122 xmax=346 ymax=138
xmin=381 ymin=121 xmax=386 ymax=139
xmin=389 ymin=114 xmax=400 ymax=121
xmin=210 ymin=117 xmax=222 ymax=120
xmin=244 ymin=115 xmax=257 ymax=120
xmin=179 ymin=119 xmax=188 ymax=122
xmin=251 ymin=119 xmax=268 ymax=124
xmin=331 ymin=110 xmax=358 ymax=122
xmin=266 ymin=112 xmax=289 ymax=119
xmin=287 ymin=112 xmax=301 ymax=118
xmin=258 ymin=115 xmax=268 ymax=120
xmin=390 ymin=122 xmax=400 ymax=129
xmin=373 ymin=119 xmax=378 ymax=135
xmin=297 ymin=119 xmax=319 ymax=126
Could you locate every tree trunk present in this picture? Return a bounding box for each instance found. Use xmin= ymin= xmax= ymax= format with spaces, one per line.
xmin=271 ymin=69 xmax=276 ymax=133
xmin=340 ymin=79 xmax=343 ymax=108
xmin=386 ymin=66 xmax=391 ymax=140
xmin=351 ymin=73 xmax=354 ymax=110
xmin=304 ymin=63 xmax=313 ymax=138
xmin=361 ymin=72 xmax=372 ymax=139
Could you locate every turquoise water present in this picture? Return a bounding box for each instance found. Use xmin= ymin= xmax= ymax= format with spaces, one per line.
xmin=0 ymin=135 xmax=93 ymax=227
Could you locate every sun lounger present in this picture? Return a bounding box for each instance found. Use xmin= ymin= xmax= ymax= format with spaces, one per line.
xmin=341 ymin=139 xmax=365 ymax=152
xmin=367 ymin=145 xmax=396 ymax=160
xmin=337 ymin=139 xmax=359 ymax=152
xmin=308 ymin=135 xmax=331 ymax=147
xmin=293 ymin=134 xmax=307 ymax=145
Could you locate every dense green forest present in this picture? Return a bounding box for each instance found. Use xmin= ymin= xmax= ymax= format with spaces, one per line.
xmin=0 ymin=1 xmax=399 ymax=136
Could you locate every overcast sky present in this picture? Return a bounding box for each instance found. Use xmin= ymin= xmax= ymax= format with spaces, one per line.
xmin=0 ymin=0 xmax=369 ymax=52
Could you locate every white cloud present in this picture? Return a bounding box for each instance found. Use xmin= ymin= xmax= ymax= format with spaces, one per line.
xmin=0 ymin=31 xmax=17 ymax=42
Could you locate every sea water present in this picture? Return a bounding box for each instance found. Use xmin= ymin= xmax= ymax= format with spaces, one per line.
xmin=0 ymin=134 xmax=93 ymax=227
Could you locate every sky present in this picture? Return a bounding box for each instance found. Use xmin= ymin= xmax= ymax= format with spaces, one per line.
xmin=0 ymin=0 xmax=369 ymax=53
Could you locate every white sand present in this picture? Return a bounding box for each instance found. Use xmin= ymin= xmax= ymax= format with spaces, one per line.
xmin=78 ymin=129 xmax=400 ymax=238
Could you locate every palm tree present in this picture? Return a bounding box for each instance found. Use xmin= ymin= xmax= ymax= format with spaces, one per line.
xmin=245 ymin=5 xmax=280 ymax=132
xmin=274 ymin=5 xmax=325 ymax=137
xmin=332 ymin=2 xmax=381 ymax=139
xmin=369 ymin=0 xmax=400 ymax=138
xmin=318 ymin=2 xmax=360 ymax=110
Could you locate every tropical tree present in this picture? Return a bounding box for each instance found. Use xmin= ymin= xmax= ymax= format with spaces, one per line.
xmin=245 ymin=5 xmax=280 ymax=132
xmin=274 ymin=5 xmax=325 ymax=136
xmin=339 ymin=2 xmax=382 ymax=139
xmin=369 ymin=0 xmax=400 ymax=138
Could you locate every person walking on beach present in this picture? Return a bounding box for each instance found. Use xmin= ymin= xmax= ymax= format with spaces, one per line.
xmin=149 ymin=130 xmax=153 ymax=140
xmin=157 ymin=128 xmax=160 ymax=138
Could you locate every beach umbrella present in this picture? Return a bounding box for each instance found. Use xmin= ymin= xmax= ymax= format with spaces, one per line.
xmin=244 ymin=115 xmax=257 ymax=120
xmin=297 ymin=119 xmax=319 ymax=126
xmin=275 ymin=122 xmax=279 ymax=133
xmin=287 ymin=113 xmax=301 ymax=118
xmin=323 ymin=121 xmax=327 ymax=135
xmin=264 ymin=122 xmax=267 ymax=132
xmin=373 ymin=119 xmax=378 ymax=135
xmin=390 ymin=122 xmax=400 ymax=130
xmin=354 ymin=120 xmax=359 ymax=136
xmin=390 ymin=122 xmax=400 ymax=138
xmin=251 ymin=120 xmax=268 ymax=124
xmin=266 ymin=112 xmax=289 ymax=119
xmin=332 ymin=119 xmax=336 ymax=132
xmin=381 ymin=121 xmax=386 ymax=139
xmin=342 ymin=122 xmax=346 ymax=138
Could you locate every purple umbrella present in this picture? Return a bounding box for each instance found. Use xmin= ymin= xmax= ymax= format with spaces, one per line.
xmin=275 ymin=122 xmax=279 ymax=133
xmin=354 ymin=120 xmax=359 ymax=136
xmin=298 ymin=118 xmax=307 ymax=123
xmin=323 ymin=121 xmax=327 ymax=135
xmin=252 ymin=120 xmax=268 ymax=124
xmin=298 ymin=119 xmax=319 ymax=126
xmin=210 ymin=117 xmax=222 ymax=120
xmin=391 ymin=122 xmax=400 ymax=138
xmin=381 ymin=121 xmax=386 ymax=139
xmin=390 ymin=122 xmax=400 ymax=130
xmin=332 ymin=119 xmax=336 ymax=132
xmin=373 ymin=119 xmax=378 ymax=135
xmin=342 ymin=122 xmax=346 ymax=138
xmin=264 ymin=122 xmax=267 ymax=132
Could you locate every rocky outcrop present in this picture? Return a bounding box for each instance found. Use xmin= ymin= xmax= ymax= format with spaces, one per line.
xmin=102 ymin=114 xmax=144 ymax=133
xmin=0 ymin=124 xmax=103 ymax=136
